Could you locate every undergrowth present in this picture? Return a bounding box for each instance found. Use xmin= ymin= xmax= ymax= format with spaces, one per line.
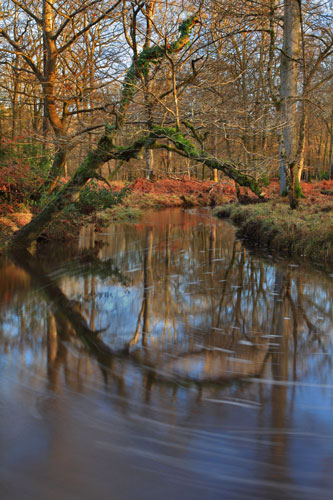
xmin=77 ymin=180 xmax=128 ymax=213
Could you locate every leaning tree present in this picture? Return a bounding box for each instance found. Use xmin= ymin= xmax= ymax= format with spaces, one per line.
xmin=2 ymin=1 xmax=267 ymax=250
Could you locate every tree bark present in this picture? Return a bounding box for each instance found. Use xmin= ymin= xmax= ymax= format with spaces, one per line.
xmin=145 ymin=149 xmax=154 ymax=180
xmin=280 ymin=0 xmax=301 ymax=208
xmin=143 ymin=1 xmax=156 ymax=180
xmin=329 ymin=111 xmax=333 ymax=180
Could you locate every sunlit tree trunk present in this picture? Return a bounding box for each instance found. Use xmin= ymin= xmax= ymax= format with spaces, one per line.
xmin=43 ymin=0 xmax=68 ymax=190
xmin=145 ymin=149 xmax=154 ymax=180
xmin=329 ymin=111 xmax=333 ymax=180
xmin=280 ymin=0 xmax=301 ymax=208
xmin=143 ymin=1 xmax=156 ymax=180
xmin=11 ymin=8 xmax=20 ymax=145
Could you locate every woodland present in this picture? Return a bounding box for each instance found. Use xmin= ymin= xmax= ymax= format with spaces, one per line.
xmin=1 ymin=5 xmax=333 ymax=496
xmin=0 ymin=0 xmax=332 ymax=251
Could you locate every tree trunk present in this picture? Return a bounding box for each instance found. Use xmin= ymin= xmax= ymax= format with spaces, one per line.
xmin=143 ymin=1 xmax=156 ymax=180
xmin=6 ymin=126 xmax=265 ymax=250
xmin=8 ymin=144 xmax=109 ymax=249
xmin=46 ymin=147 xmax=68 ymax=192
xmin=280 ymin=0 xmax=301 ymax=208
xmin=279 ymin=142 xmax=287 ymax=195
xmin=329 ymin=112 xmax=333 ymax=180
xmin=7 ymin=131 xmax=158 ymax=249
xmin=42 ymin=0 xmax=68 ymax=188
xmin=145 ymin=148 xmax=154 ymax=180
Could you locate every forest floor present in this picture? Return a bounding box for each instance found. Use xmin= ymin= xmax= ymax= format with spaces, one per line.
xmin=1 ymin=177 xmax=332 ymax=265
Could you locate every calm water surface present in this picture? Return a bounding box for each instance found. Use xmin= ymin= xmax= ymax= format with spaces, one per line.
xmin=1 ymin=208 xmax=333 ymax=499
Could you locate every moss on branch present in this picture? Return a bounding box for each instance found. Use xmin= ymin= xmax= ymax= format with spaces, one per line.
xmin=150 ymin=126 xmax=265 ymax=197
xmin=118 ymin=15 xmax=199 ymax=126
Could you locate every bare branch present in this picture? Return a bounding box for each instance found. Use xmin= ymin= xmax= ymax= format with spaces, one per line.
xmin=58 ymin=0 xmax=122 ymax=53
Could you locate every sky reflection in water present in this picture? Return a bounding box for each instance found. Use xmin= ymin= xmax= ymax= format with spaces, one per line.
xmin=0 ymin=208 xmax=333 ymax=500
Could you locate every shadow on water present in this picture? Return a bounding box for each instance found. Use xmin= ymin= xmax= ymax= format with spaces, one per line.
xmin=1 ymin=208 xmax=333 ymax=499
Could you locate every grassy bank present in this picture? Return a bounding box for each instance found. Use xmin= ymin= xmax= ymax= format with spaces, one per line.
xmin=214 ymin=197 xmax=333 ymax=266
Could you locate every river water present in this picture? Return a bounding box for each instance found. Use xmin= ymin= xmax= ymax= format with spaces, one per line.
xmin=1 ymin=208 xmax=333 ymax=499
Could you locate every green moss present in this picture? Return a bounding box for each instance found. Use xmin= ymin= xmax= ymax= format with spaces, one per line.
xmin=294 ymin=177 xmax=305 ymax=198
xmin=260 ymin=174 xmax=270 ymax=187
xmin=118 ymin=16 xmax=198 ymax=122
xmin=152 ymin=126 xmax=264 ymax=197
xmin=178 ymin=15 xmax=199 ymax=37
xmin=99 ymin=206 xmax=142 ymax=223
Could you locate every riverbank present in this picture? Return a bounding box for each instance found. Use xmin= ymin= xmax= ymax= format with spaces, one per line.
xmin=214 ymin=182 xmax=333 ymax=266
xmin=0 ymin=177 xmax=231 ymax=247
xmin=1 ymin=178 xmax=332 ymax=266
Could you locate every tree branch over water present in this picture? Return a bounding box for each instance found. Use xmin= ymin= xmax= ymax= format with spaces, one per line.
xmin=5 ymin=11 xmax=265 ymax=250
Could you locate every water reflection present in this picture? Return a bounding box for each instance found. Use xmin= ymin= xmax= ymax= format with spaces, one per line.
xmin=1 ymin=208 xmax=333 ymax=499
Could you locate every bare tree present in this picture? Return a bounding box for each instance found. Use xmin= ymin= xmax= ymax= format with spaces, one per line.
xmin=1 ymin=0 xmax=123 ymax=191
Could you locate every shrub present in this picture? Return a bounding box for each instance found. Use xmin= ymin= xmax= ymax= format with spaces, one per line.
xmin=0 ymin=138 xmax=53 ymax=206
xmin=319 ymin=171 xmax=330 ymax=181
xmin=78 ymin=180 xmax=128 ymax=212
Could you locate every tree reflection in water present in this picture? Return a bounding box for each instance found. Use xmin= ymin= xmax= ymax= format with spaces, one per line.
xmin=1 ymin=208 xmax=333 ymax=499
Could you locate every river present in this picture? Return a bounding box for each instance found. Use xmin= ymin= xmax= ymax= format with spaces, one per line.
xmin=1 ymin=208 xmax=333 ymax=499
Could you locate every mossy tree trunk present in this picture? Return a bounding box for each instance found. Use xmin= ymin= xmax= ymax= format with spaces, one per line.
xmin=6 ymin=14 xmax=266 ymax=250
xmin=280 ymin=0 xmax=302 ymax=209
xmin=7 ymin=124 xmax=266 ymax=249
xmin=8 ymin=133 xmax=157 ymax=249
xmin=45 ymin=147 xmax=68 ymax=193
xmin=143 ymin=0 xmax=156 ymax=180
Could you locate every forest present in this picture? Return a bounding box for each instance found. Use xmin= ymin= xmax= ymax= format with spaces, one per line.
xmin=1 ymin=3 xmax=333 ymax=499
xmin=0 ymin=0 xmax=332 ymax=255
